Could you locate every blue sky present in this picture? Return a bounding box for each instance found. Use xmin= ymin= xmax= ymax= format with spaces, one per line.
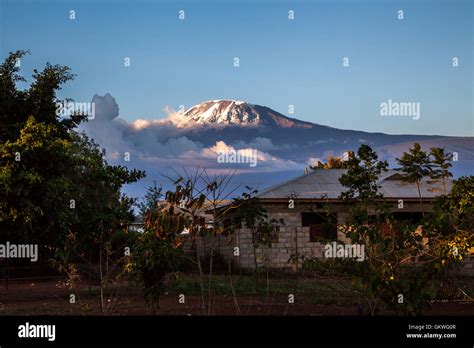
xmin=1 ymin=0 xmax=472 ymax=136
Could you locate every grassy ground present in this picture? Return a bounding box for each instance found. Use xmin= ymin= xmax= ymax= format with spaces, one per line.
xmin=167 ymin=272 xmax=361 ymax=306
xmin=0 ymin=272 xmax=472 ymax=315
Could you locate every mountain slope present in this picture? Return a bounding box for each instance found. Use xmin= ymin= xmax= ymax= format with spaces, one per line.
xmin=176 ymin=100 xmax=474 ymax=175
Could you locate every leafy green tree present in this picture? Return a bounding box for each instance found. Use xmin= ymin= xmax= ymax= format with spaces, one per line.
xmin=396 ymin=143 xmax=432 ymax=212
xmin=425 ymin=176 xmax=473 ymax=301
xmin=430 ymin=176 xmax=474 ymax=235
xmin=429 ymin=147 xmax=453 ymax=194
xmin=0 ymin=50 xmax=85 ymax=142
xmin=130 ymin=185 xmax=185 ymax=314
xmin=339 ymin=144 xmax=388 ymax=201
xmin=0 ymin=116 xmax=74 ymax=246
xmin=67 ymin=132 xmax=144 ymax=255
xmin=0 ymin=50 xmax=145 ymax=285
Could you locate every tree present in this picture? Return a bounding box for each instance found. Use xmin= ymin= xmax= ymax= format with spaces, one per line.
xmin=0 ymin=116 xmax=74 ymax=246
xmin=396 ymin=143 xmax=432 ymax=214
xmin=429 ymin=147 xmax=453 ymax=194
xmin=0 ymin=50 xmax=145 ymax=290
xmin=336 ymin=145 xmax=469 ymax=315
xmin=339 ymin=144 xmax=388 ymax=201
xmin=430 ymin=176 xmax=474 ymax=235
xmin=233 ymin=187 xmax=269 ymax=271
xmin=426 ymin=176 xmax=473 ymax=301
xmin=233 ymin=187 xmax=283 ymax=303
xmin=161 ymin=169 xmax=241 ymax=315
xmin=0 ymin=50 xmax=84 ymax=142
xmin=198 ymin=169 xmax=240 ymax=314
xmin=130 ymin=185 xmax=185 ymax=314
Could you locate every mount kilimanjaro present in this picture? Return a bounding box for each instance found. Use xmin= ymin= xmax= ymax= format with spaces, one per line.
xmin=165 ymin=99 xmax=473 ymax=175
xmin=181 ymin=99 xmax=313 ymax=128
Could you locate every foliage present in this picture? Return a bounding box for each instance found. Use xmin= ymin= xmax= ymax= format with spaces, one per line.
xmin=130 ymin=186 xmax=185 ymax=313
xmin=396 ymin=143 xmax=432 ymax=184
xmin=336 ymin=144 xmax=470 ymax=315
xmin=233 ymin=186 xmax=283 ymax=305
xmin=0 ymin=51 xmax=144 ymax=261
xmin=130 ymin=228 xmax=183 ymax=313
xmin=233 ymin=186 xmax=268 ymax=236
xmin=339 ymin=144 xmax=388 ymax=201
xmin=233 ymin=186 xmax=283 ymax=248
xmin=396 ymin=143 xmax=432 ymax=207
xmin=0 ymin=50 xmax=84 ymax=143
xmin=0 ymin=116 xmax=74 ymax=246
xmin=345 ymin=220 xmax=441 ymax=315
xmin=430 ymin=176 xmax=474 ymax=234
xmin=0 ymin=49 xmax=144 ymax=308
xmin=429 ymin=147 xmax=453 ymax=193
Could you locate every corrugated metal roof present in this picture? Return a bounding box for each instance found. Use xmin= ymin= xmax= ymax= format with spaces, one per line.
xmin=257 ymin=169 xmax=451 ymax=199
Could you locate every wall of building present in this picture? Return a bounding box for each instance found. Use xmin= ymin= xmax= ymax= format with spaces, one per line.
xmin=225 ymin=201 xmax=434 ymax=269
xmin=229 ymin=205 xmax=348 ymax=269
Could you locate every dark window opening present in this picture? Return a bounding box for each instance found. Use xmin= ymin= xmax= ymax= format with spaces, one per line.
xmin=392 ymin=212 xmax=424 ymax=224
xmin=302 ymin=212 xmax=338 ymax=242
xmin=379 ymin=212 xmax=424 ymax=239
xmin=222 ymin=218 xmax=237 ymax=235
xmin=381 ymin=222 xmax=397 ymax=239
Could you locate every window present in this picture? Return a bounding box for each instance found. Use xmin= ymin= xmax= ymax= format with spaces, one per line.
xmin=381 ymin=222 xmax=396 ymax=239
xmin=379 ymin=212 xmax=424 ymax=239
xmin=392 ymin=212 xmax=423 ymax=224
xmin=222 ymin=218 xmax=235 ymax=234
xmin=309 ymin=223 xmax=337 ymax=241
xmin=302 ymin=212 xmax=338 ymax=242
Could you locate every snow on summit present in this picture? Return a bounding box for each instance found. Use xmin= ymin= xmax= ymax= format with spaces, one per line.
xmin=183 ymin=100 xmax=260 ymax=125
xmin=181 ymin=100 xmax=313 ymax=128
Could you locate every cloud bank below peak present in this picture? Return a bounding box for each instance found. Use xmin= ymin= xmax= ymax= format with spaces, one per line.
xmin=81 ymin=94 xmax=305 ymax=176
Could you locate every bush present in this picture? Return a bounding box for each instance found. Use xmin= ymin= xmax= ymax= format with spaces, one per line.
xmin=129 ymin=230 xmax=183 ymax=313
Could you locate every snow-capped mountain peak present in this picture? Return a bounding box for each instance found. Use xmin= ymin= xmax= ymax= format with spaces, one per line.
xmin=181 ymin=99 xmax=313 ymax=128
xmin=183 ymin=100 xmax=259 ymax=125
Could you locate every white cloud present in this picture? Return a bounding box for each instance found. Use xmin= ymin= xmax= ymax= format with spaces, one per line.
xmin=80 ymin=94 xmax=306 ymax=183
xmin=307 ymin=157 xmax=322 ymax=166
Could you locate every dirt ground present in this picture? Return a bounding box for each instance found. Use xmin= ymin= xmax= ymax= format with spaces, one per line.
xmin=0 ymin=278 xmax=472 ymax=316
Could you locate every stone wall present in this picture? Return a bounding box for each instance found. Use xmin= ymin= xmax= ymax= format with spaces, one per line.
xmin=228 ymin=204 xmax=350 ymax=269
xmin=210 ymin=201 xmax=436 ymax=270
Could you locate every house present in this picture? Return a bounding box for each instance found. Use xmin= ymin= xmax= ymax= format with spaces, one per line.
xmin=216 ymin=168 xmax=451 ymax=269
